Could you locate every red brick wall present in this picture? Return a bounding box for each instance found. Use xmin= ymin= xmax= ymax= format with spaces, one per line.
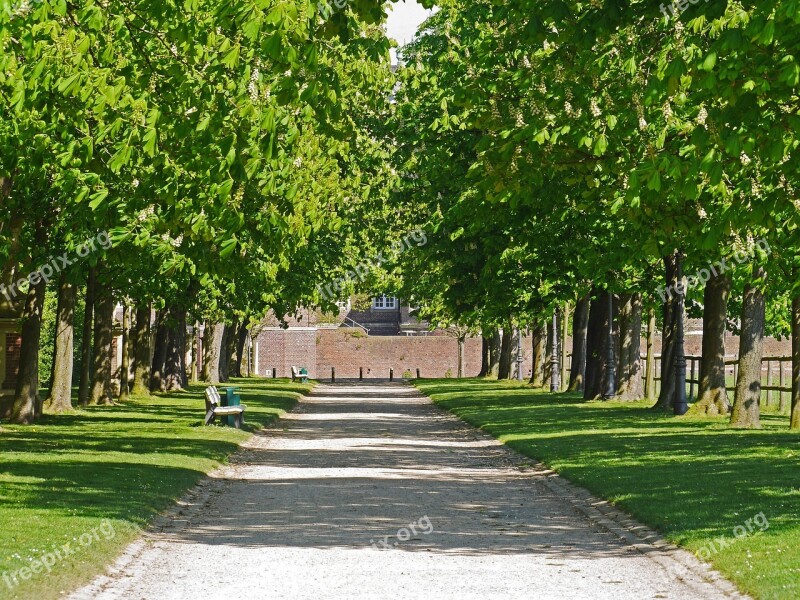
xmin=254 ymin=327 xmax=794 ymax=382
xmin=255 ymin=328 xmax=483 ymax=379
xmin=316 ymin=330 xmax=483 ymax=379
xmin=256 ymin=329 xmax=318 ymax=378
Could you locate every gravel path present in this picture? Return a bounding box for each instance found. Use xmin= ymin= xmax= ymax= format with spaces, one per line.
xmin=69 ymin=383 xmax=746 ymax=600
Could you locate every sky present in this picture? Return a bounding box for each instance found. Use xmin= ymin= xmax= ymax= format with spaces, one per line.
xmin=385 ymin=1 xmax=436 ymax=63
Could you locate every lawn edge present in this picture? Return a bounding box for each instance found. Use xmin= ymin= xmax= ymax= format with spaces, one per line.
xmin=414 ymin=382 xmax=752 ymax=600
xmin=62 ymin=382 xmax=315 ymax=600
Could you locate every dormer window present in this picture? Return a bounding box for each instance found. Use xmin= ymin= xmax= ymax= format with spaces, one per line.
xmin=372 ymin=295 xmax=398 ymax=310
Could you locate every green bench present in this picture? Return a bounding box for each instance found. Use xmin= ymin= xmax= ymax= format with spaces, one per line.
xmin=291 ymin=366 xmax=309 ymax=383
xmin=204 ymin=386 xmax=247 ymax=428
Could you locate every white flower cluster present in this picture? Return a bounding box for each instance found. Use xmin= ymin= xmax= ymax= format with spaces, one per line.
xmin=248 ymin=67 xmax=260 ymax=102
xmin=696 ymin=106 xmax=708 ymax=125
xmin=590 ymin=99 xmax=601 ymax=118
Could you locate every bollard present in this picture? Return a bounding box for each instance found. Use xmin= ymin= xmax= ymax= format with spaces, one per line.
xmin=359 ymin=367 xmax=363 ymax=381
xmin=390 ymin=368 xmax=394 ymax=381
xmin=332 ymin=367 xmax=336 ymax=383
xmin=273 ymin=368 xmax=277 ymax=379
xmin=416 ymin=368 xmax=421 ymax=379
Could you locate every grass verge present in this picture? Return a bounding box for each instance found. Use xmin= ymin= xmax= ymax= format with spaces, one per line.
xmin=0 ymin=377 xmax=312 ymax=600
xmin=415 ymin=378 xmax=800 ymax=600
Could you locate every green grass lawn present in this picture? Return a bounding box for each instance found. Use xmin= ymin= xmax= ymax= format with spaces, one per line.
xmin=415 ymin=378 xmax=800 ymax=600
xmin=0 ymin=378 xmax=311 ymax=600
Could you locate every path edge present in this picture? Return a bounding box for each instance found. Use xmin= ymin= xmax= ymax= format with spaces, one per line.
xmin=414 ymin=384 xmax=752 ymax=600
xmin=65 ymin=386 xmax=315 ymax=600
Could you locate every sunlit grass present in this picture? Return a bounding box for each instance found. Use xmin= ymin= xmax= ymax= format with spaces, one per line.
xmin=0 ymin=378 xmax=311 ymax=600
xmin=416 ymin=378 xmax=800 ymax=600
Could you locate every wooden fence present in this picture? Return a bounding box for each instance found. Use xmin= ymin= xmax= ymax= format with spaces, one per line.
xmin=559 ymin=352 xmax=792 ymax=410
xmin=643 ymin=354 xmax=792 ymax=411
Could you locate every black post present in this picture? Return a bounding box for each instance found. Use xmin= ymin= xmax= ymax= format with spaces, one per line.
xmin=603 ymin=290 xmax=616 ymax=399
xmin=390 ymin=368 xmax=394 ymax=381
xmin=359 ymin=367 xmax=363 ymax=381
xmin=331 ymin=367 xmax=336 ymax=383
xmin=273 ymin=368 xmax=277 ymax=379
xmin=550 ymin=311 xmax=560 ymax=392
xmin=674 ymin=250 xmax=689 ymax=415
xmin=416 ymin=368 xmax=421 ymax=379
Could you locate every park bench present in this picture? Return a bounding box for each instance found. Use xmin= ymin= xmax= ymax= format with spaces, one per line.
xmin=291 ymin=366 xmax=309 ymax=383
xmin=204 ymin=386 xmax=246 ymax=429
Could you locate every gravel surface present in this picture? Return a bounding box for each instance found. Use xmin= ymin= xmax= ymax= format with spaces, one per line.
xmin=69 ymin=383 xmax=746 ymax=600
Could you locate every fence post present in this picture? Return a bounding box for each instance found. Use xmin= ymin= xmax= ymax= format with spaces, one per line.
xmin=779 ymin=359 xmax=787 ymax=412
xmin=766 ymin=360 xmax=772 ymax=407
xmin=689 ymin=358 xmax=696 ymax=400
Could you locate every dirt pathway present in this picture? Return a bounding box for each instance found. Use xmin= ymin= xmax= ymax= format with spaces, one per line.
xmin=69 ymin=383 xmax=745 ymax=599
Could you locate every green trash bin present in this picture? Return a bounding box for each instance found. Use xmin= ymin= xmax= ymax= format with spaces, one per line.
xmin=219 ymin=387 xmax=242 ymax=427
xmin=299 ymin=367 xmax=309 ymax=383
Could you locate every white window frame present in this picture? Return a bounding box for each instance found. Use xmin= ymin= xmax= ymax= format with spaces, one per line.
xmin=372 ymin=295 xmax=398 ymax=310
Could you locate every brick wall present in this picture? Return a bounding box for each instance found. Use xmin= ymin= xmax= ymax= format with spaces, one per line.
xmin=256 ymin=329 xmax=318 ymax=378
xmin=255 ymin=328 xmax=483 ymax=379
xmin=316 ymin=330 xmax=483 ymax=379
xmin=254 ymin=327 xmax=794 ymax=382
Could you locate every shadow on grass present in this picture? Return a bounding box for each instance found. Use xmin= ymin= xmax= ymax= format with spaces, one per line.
xmin=416 ymin=378 xmax=800 ymax=541
xmin=0 ymin=377 xmax=310 ymax=528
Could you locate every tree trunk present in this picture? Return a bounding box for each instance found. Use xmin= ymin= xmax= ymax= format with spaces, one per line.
xmin=478 ymin=335 xmax=490 ymax=377
xmin=653 ymin=254 xmax=678 ymax=410
xmin=543 ymin=320 xmax=554 ymax=385
xmin=150 ymin=311 xmax=169 ymax=392
xmin=131 ymin=305 xmax=152 ymax=396
xmin=791 ymin=293 xmax=800 ymax=430
xmin=204 ymin=322 xmax=225 ymax=384
xmin=645 ymin=308 xmax=656 ymax=401
xmin=164 ymin=309 xmax=187 ymax=391
xmin=616 ymin=293 xmax=643 ymax=400
xmin=730 ymin=267 xmax=766 ymax=428
xmin=10 ymin=276 xmax=47 ymax=424
xmin=529 ymin=321 xmax=546 ymax=386
xmin=568 ymin=295 xmax=590 ymax=392
xmin=89 ymin=281 xmax=114 ymax=405
xmin=188 ymin=326 xmax=198 ymax=383
xmin=584 ymin=290 xmax=613 ymax=400
xmin=488 ymin=329 xmax=501 ymax=377
xmin=118 ymin=305 xmax=130 ymax=400
xmin=692 ymin=274 xmax=731 ymax=416
xmin=78 ymin=268 xmax=96 ymax=406
xmin=45 ymin=274 xmax=76 ymax=413
xmin=219 ymin=320 xmax=239 ymax=382
xmin=234 ymin=322 xmax=248 ymax=378
xmin=498 ymin=326 xmax=512 ymax=380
